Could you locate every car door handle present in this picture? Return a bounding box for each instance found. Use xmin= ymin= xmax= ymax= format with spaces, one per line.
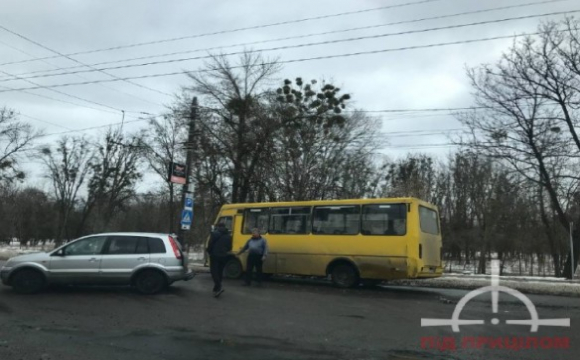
xmin=137 ymin=257 xmax=146 ymax=261
xmin=89 ymin=257 xmax=98 ymax=262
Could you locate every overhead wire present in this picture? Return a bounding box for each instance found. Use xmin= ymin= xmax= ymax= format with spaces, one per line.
xmin=0 ymin=24 xmax=172 ymax=99
xmin=0 ymin=37 xmax=164 ymax=106
xmin=3 ymin=0 xmax=567 ymax=79
xmin=4 ymin=10 xmax=577 ymax=82
xmin=0 ymin=68 xmax=131 ymax=113
xmin=0 ymin=31 xmax=560 ymax=93
xmin=19 ymin=113 xmax=73 ymax=131
xmin=0 ymin=0 xmax=446 ymax=67
xmin=0 ymin=83 xmax=123 ymax=115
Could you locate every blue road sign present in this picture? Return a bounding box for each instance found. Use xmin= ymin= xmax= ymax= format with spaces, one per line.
xmin=184 ymin=197 xmax=193 ymax=209
xmin=181 ymin=210 xmax=193 ymax=226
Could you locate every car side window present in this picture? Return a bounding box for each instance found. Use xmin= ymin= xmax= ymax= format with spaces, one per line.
xmin=148 ymin=238 xmax=166 ymax=254
xmin=135 ymin=238 xmax=149 ymax=254
xmin=64 ymin=236 xmax=107 ymax=256
xmin=106 ymin=236 xmax=141 ymax=255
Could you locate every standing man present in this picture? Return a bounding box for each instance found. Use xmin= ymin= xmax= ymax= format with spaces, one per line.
xmin=206 ymin=223 xmax=232 ymax=297
xmin=238 ymin=228 xmax=269 ymax=286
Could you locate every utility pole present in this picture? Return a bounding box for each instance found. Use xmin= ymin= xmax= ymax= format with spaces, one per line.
xmin=570 ymin=222 xmax=575 ymax=280
xmin=177 ymin=97 xmax=198 ymax=249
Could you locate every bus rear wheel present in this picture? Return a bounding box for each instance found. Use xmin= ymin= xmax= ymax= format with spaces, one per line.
xmin=224 ymin=258 xmax=243 ymax=279
xmin=331 ymin=263 xmax=359 ymax=288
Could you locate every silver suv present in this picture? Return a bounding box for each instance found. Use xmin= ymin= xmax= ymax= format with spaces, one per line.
xmin=0 ymin=233 xmax=194 ymax=294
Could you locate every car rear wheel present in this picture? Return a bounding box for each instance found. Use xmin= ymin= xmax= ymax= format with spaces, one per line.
xmin=331 ymin=263 xmax=359 ymax=288
xmin=11 ymin=268 xmax=46 ymax=294
xmin=224 ymin=258 xmax=243 ymax=279
xmin=134 ymin=270 xmax=166 ymax=294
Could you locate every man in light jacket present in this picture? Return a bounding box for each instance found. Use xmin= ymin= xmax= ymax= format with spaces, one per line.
xmin=238 ymin=228 xmax=268 ymax=286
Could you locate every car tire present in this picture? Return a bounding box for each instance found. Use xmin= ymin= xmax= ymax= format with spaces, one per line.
xmin=134 ymin=270 xmax=166 ymax=295
xmin=331 ymin=263 xmax=359 ymax=288
xmin=224 ymin=258 xmax=243 ymax=279
xmin=11 ymin=268 xmax=46 ymax=294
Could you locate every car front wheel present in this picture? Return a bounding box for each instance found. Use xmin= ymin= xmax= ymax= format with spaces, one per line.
xmin=11 ymin=268 xmax=46 ymax=294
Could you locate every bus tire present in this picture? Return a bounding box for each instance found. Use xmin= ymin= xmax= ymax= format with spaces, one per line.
xmin=224 ymin=258 xmax=243 ymax=279
xmin=331 ymin=263 xmax=359 ymax=288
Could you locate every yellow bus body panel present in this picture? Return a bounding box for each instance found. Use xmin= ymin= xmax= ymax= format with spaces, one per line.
xmin=212 ymin=198 xmax=443 ymax=280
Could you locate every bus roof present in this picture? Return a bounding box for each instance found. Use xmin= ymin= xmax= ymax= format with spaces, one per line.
xmin=220 ymin=197 xmax=438 ymax=210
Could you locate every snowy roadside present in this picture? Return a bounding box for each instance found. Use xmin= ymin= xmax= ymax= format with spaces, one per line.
xmin=390 ymin=275 xmax=580 ymax=298
xmin=0 ymin=247 xmax=48 ymax=260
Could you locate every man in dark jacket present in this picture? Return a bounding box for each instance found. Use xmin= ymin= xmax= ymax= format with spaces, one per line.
xmin=206 ymin=223 xmax=232 ymax=297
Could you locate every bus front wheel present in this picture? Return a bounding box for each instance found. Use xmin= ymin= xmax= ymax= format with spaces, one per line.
xmin=331 ymin=263 xmax=359 ymax=288
xmin=224 ymin=258 xmax=243 ymax=279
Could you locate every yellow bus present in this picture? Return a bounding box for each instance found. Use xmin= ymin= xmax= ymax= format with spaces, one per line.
xmin=212 ymin=197 xmax=443 ymax=288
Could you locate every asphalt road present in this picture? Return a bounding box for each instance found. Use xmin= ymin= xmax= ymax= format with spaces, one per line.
xmin=0 ymin=272 xmax=577 ymax=360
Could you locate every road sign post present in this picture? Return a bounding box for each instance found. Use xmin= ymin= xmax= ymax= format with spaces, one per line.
xmin=570 ymin=222 xmax=575 ymax=279
xmin=181 ymin=209 xmax=193 ymax=230
xmin=176 ymin=97 xmax=197 ymax=246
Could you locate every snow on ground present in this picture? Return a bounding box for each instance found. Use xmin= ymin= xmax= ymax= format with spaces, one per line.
xmin=0 ymin=244 xmax=54 ymax=260
xmin=392 ymin=274 xmax=580 ymax=297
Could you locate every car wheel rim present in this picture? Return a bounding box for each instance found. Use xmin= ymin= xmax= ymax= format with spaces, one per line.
xmin=139 ymin=274 xmax=161 ymax=292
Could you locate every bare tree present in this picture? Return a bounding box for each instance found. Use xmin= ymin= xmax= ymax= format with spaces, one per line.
xmin=41 ymin=137 xmax=93 ymax=244
xmin=458 ymin=18 xmax=580 ymax=277
xmin=0 ymin=107 xmax=40 ymax=183
xmin=77 ymin=127 xmax=142 ymax=234
xmin=185 ymin=52 xmax=281 ymax=203
xmin=141 ymin=107 xmax=188 ymax=233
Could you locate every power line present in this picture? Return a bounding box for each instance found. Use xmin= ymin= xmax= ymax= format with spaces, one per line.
xmin=4 ymin=0 xmax=565 ymax=80
xmin=0 ymin=0 xmax=445 ymax=67
xmin=382 ymin=142 xmax=458 ymax=149
xmin=6 ymin=10 xmax=577 ymax=82
xmin=0 ymin=31 xmax=552 ymax=93
xmin=0 ymin=36 xmax=165 ymax=106
xmin=0 ymin=68 xmax=130 ymax=114
xmin=19 ymin=113 xmax=73 ymax=131
xmin=359 ymin=106 xmax=489 ymax=113
xmin=37 ymin=117 xmax=150 ymax=139
xmin=0 ymin=83 xmax=124 ymax=115
xmin=28 ymin=107 xmax=471 ymax=140
xmin=0 ymin=24 xmax=171 ymax=99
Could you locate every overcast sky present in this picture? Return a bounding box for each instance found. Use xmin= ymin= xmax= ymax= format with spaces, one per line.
xmin=0 ymin=0 xmax=577 ymax=190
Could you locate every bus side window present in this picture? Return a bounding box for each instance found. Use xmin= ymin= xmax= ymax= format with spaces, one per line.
xmin=362 ymin=204 xmax=407 ymax=236
xmin=243 ymin=208 xmax=269 ymax=234
xmin=313 ymin=206 xmax=360 ymax=235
